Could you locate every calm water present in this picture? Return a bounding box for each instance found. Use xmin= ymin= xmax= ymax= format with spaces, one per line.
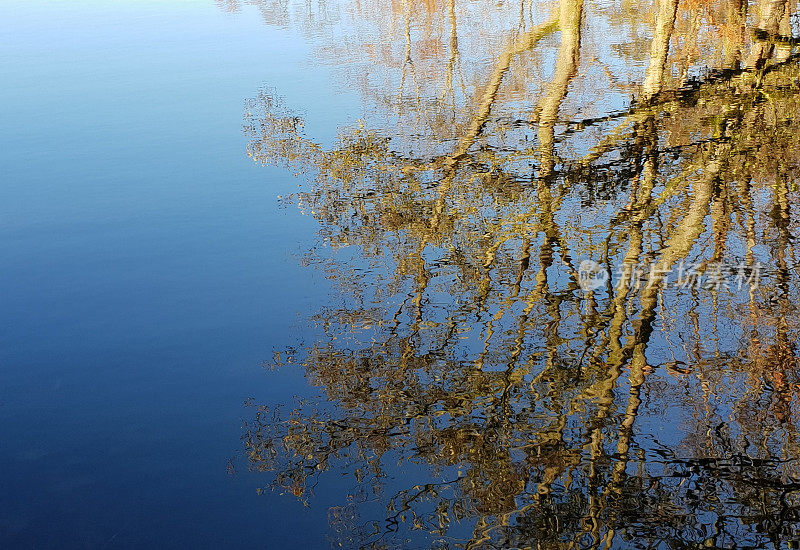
xmin=3 ymin=0 xmax=800 ymax=548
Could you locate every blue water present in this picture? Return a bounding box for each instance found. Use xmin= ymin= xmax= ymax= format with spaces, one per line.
xmin=1 ymin=2 xmax=353 ymax=546
xmin=6 ymin=1 xmax=800 ymax=548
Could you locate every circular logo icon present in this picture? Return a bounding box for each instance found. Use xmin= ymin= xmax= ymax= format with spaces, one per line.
xmin=578 ymin=260 xmax=608 ymax=291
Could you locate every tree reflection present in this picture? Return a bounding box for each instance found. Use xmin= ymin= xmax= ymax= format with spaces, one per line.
xmin=240 ymin=0 xmax=800 ymax=547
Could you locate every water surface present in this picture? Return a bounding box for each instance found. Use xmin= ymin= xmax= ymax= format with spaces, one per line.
xmin=4 ymin=0 xmax=800 ymax=548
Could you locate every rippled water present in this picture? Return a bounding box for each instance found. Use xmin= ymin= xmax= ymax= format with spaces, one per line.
xmin=4 ymin=0 xmax=800 ymax=548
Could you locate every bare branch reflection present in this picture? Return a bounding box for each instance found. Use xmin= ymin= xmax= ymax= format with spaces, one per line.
xmin=239 ymin=0 xmax=800 ymax=547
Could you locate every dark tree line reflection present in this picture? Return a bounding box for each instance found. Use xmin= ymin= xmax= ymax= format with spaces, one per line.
xmin=238 ymin=0 xmax=800 ymax=547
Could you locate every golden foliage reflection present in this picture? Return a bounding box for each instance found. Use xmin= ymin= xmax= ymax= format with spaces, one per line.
xmin=238 ymin=0 xmax=800 ymax=546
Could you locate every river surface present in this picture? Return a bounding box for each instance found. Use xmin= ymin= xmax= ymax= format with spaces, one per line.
xmin=3 ymin=0 xmax=800 ymax=548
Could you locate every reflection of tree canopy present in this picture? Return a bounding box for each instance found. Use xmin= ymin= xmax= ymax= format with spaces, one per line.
xmin=240 ymin=0 xmax=800 ymax=547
